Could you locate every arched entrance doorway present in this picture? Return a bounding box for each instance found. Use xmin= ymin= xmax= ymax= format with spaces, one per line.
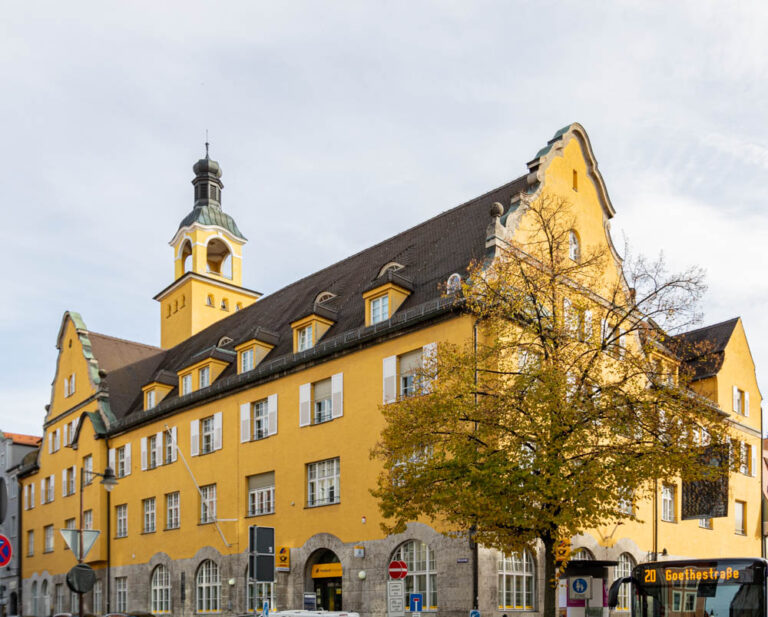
xmin=306 ymin=549 xmax=343 ymax=611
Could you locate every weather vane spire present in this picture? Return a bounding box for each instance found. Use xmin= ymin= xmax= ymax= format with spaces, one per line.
xmin=205 ymin=129 xmax=210 ymax=158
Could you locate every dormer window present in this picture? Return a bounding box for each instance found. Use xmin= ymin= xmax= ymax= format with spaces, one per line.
xmin=146 ymin=390 xmax=156 ymax=410
xmin=241 ymin=348 xmax=254 ymax=373
xmin=315 ymin=291 xmax=336 ymax=304
xmin=199 ymin=366 xmax=210 ymax=389
xmin=297 ymin=324 xmax=313 ymax=352
xmin=370 ymin=295 xmax=389 ymax=325
xmin=181 ymin=374 xmax=192 ymax=396
xmin=236 ymin=335 xmax=277 ymax=374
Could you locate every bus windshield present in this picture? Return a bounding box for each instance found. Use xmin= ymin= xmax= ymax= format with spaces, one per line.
xmin=633 ymin=559 xmax=766 ymax=617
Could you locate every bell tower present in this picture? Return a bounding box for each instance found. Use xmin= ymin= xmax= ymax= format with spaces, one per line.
xmin=154 ymin=146 xmax=261 ymax=349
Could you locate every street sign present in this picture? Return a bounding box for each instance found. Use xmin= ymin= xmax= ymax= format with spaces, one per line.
xmin=470 ymin=610 xmax=481 ymax=617
xmin=66 ymin=564 xmax=96 ymax=593
xmin=249 ymin=526 xmax=275 ymax=582
xmin=388 ymin=560 xmax=408 ymax=579
xmin=409 ymin=593 xmax=423 ymax=612
xmin=569 ymin=576 xmax=591 ymax=600
xmin=262 ymin=600 xmax=269 ymax=617
xmin=60 ymin=529 xmax=100 ymax=561
xmin=0 ymin=534 xmax=12 ymax=567
xmin=303 ymin=592 xmax=317 ymax=610
xmin=387 ymin=580 xmax=405 ymax=617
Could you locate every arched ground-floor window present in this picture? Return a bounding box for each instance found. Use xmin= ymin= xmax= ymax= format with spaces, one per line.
xmin=393 ymin=540 xmax=437 ymax=611
xmin=498 ymin=550 xmax=536 ymax=611
xmin=616 ymin=553 xmax=636 ymax=611
xmin=196 ymin=559 xmax=221 ymax=613
xmin=151 ymin=564 xmax=172 ymax=614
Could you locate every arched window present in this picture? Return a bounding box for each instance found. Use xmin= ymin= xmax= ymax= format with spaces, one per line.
xmin=206 ymin=239 xmax=232 ymax=279
xmin=245 ymin=567 xmax=275 ymax=612
xmin=41 ymin=580 xmax=49 ymax=617
xmin=31 ymin=581 xmax=38 ymax=617
xmin=235 ymin=303 xmax=243 ymax=311
xmin=181 ymin=240 xmax=193 ymax=273
xmin=196 ymin=560 xmax=220 ymax=613
xmin=151 ymin=565 xmax=171 ymax=614
xmin=498 ymin=550 xmax=535 ymax=611
xmin=181 ymin=295 xmax=186 ymax=308
xmin=207 ymin=295 xmax=215 ymax=307
xmin=571 ymin=547 xmax=594 ymax=561
xmin=221 ymin=298 xmax=229 ymax=311
xmin=167 ymin=304 xmax=172 ymax=317
xmin=393 ymin=540 xmax=437 ymax=611
xmin=616 ymin=553 xmax=636 ymax=611
xmin=569 ymin=230 xmax=581 ymax=262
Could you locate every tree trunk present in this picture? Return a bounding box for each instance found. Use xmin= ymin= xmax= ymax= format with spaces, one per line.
xmin=542 ymin=532 xmax=559 ymax=617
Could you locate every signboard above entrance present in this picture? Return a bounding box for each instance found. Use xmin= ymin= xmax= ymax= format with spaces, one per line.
xmin=312 ymin=563 xmax=343 ymax=578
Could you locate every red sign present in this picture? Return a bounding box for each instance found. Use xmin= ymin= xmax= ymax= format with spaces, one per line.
xmin=388 ymin=560 xmax=408 ymax=579
xmin=0 ymin=534 xmax=11 ymax=567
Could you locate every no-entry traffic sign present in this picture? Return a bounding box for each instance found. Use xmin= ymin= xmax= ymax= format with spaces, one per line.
xmin=0 ymin=535 xmax=11 ymax=567
xmin=388 ymin=560 xmax=408 ymax=579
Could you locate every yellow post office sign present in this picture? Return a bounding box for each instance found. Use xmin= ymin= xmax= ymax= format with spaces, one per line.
xmin=277 ymin=546 xmax=291 ymax=571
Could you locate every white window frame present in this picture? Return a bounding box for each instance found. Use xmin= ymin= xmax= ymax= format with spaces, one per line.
xmin=248 ymin=485 xmax=275 ymax=517
xmin=196 ymin=560 xmax=221 ymax=613
xmin=241 ymin=348 xmax=254 ymax=373
xmin=83 ymin=455 xmax=93 ymax=485
xmin=307 ymin=458 xmax=340 ymax=507
xmin=253 ymin=399 xmax=269 ymax=440
xmin=200 ymin=484 xmax=217 ymax=524
xmin=115 ymin=577 xmax=127 ymax=613
xmin=199 ymin=366 xmax=210 ymax=389
xmin=93 ymin=580 xmax=102 ymax=615
xmin=735 ymin=500 xmax=746 ymax=535
xmin=394 ymin=540 xmax=437 ymax=611
xmin=297 ymin=324 xmax=313 ymax=352
xmin=146 ymin=389 xmax=156 ymax=409
xmin=144 ymin=497 xmax=156 ymax=533
xmin=27 ymin=530 xmax=33 ymax=556
xmin=116 ymin=503 xmax=128 ymax=538
xmin=370 ymin=294 xmax=390 ymax=324
xmin=246 ymin=576 xmax=275 ymax=612
xmin=44 ymin=525 xmax=54 ymax=552
xmin=151 ymin=564 xmax=171 ymax=614
xmin=84 ymin=509 xmax=93 ymax=530
xmin=166 ymin=492 xmax=180 ymax=530
xmin=201 ymin=416 xmax=215 ymax=454
xmin=498 ymin=550 xmax=535 ymax=611
xmin=615 ymin=553 xmax=636 ymax=611
xmin=182 ymin=374 xmax=192 ymax=395
xmin=661 ymin=484 xmax=676 ymax=522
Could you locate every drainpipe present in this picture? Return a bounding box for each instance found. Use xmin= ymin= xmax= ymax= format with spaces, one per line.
xmin=472 ymin=321 xmax=479 ymax=611
xmin=761 ymin=409 xmax=765 ymax=559
xmin=652 ymin=479 xmax=658 ymax=561
xmin=106 ymin=440 xmax=112 ymax=614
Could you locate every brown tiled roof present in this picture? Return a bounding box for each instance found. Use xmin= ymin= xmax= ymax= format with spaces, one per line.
xmin=3 ymin=432 xmax=41 ymax=446
xmin=88 ymin=332 xmax=162 ymax=374
xmin=671 ymin=318 xmax=739 ymax=381
xmin=106 ymin=174 xmax=531 ymax=425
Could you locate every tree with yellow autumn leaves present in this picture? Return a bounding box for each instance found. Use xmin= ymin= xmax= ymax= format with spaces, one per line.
xmin=372 ymin=193 xmax=730 ymax=616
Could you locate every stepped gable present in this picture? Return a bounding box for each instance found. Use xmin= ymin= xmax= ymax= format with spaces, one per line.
xmin=109 ymin=173 xmax=530 ymax=420
xmin=671 ymin=317 xmax=739 ymax=381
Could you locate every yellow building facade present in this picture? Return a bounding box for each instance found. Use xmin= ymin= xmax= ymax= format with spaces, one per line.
xmin=18 ymin=126 xmax=762 ymax=617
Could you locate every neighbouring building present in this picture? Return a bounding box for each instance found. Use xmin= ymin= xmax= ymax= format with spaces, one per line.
xmin=0 ymin=432 xmax=41 ymax=617
xmin=17 ymin=124 xmax=763 ymax=617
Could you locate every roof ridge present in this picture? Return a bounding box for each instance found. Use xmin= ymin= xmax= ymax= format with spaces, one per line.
xmin=254 ymin=175 xmax=527 ymax=302
xmin=88 ymin=331 xmax=162 ymax=351
xmin=674 ymin=317 xmax=739 ymax=338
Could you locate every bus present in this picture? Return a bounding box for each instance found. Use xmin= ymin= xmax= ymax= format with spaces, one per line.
xmin=609 ymin=558 xmax=765 ymax=617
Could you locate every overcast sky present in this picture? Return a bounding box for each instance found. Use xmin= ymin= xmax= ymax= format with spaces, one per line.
xmin=1 ymin=1 xmax=767 ymax=436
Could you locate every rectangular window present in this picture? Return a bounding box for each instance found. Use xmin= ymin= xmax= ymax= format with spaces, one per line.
xmin=200 ymin=484 xmax=216 ymax=523
xmin=26 ymin=530 xmax=33 ymax=556
xmin=182 ymin=374 xmax=192 ymax=395
xmin=84 ymin=509 xmax=93 ymax=530
xmin=164 ymin=429 xmax=175 ymax=464
xmin=83 ymin=454 xmax=93 ymax=485
xmin=661 ymin=485 xmax=676 ymax=522
xmin=699 ymin=517 xmax=712 ymax=529
xmin=93 ymin=580 xmax=102 ymax=615
xmin=66 ymin=466 xmax=75 ymax=496
xmin=199 ymin=366 xmax=210 ymax=389
xmin=370 ymin=294 xmax=389 ymax=324
xmin=46 ymin=475 xmax=55 ymax=503
xmin=241 ymin=348 xmax=254 ymax=373
xmin=201 ymin=416 xmax=215 ymax=454
xmin=44 ymin=525 xmax=54 ymax=552
xmin=143 ymin=497 xmax=156 ymax=533
xmin=247 ymin=581 xmax=276 ymax=613
xmin=146 ymin=389 xmax=156 ymax=409
xmin=297 ymin=324 xmax=313 ymax=352
xmin=252 ymin=399 xmax=269 ymax=440
xmin=148 ymin=434 xmax=158 ymax=469
xmin=313 ymin=379 xmax=332 ymax=424
xmin=307 ymin=458 xmax=340 ymax=507
xmin=247 ymin=472 xmax=275 ymax=516
xmin=55 ymin=584 xmax=64 ymax=613
xmin=166 ymin=492 xmax=180 ymax=529
xmin=735 ymin=500 xmax=746 ymax=534
xmin=115 ymin=577 xmax=127 ymax=613
xmin=117 ymin=446 xmax=127 ymax=478
xmin=739 ymin=441 xmax=750 ymax=475
xmin=64 ymin=518 xmax=75 ymax=550
xmin=399 ymin=349 xmax=423 ymax=397
xmin=116 ymin=504 xmax=128 ymax=538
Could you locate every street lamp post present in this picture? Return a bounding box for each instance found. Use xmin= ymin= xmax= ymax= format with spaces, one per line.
xmin=79 ymin=466 xmax=117 ymax=617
